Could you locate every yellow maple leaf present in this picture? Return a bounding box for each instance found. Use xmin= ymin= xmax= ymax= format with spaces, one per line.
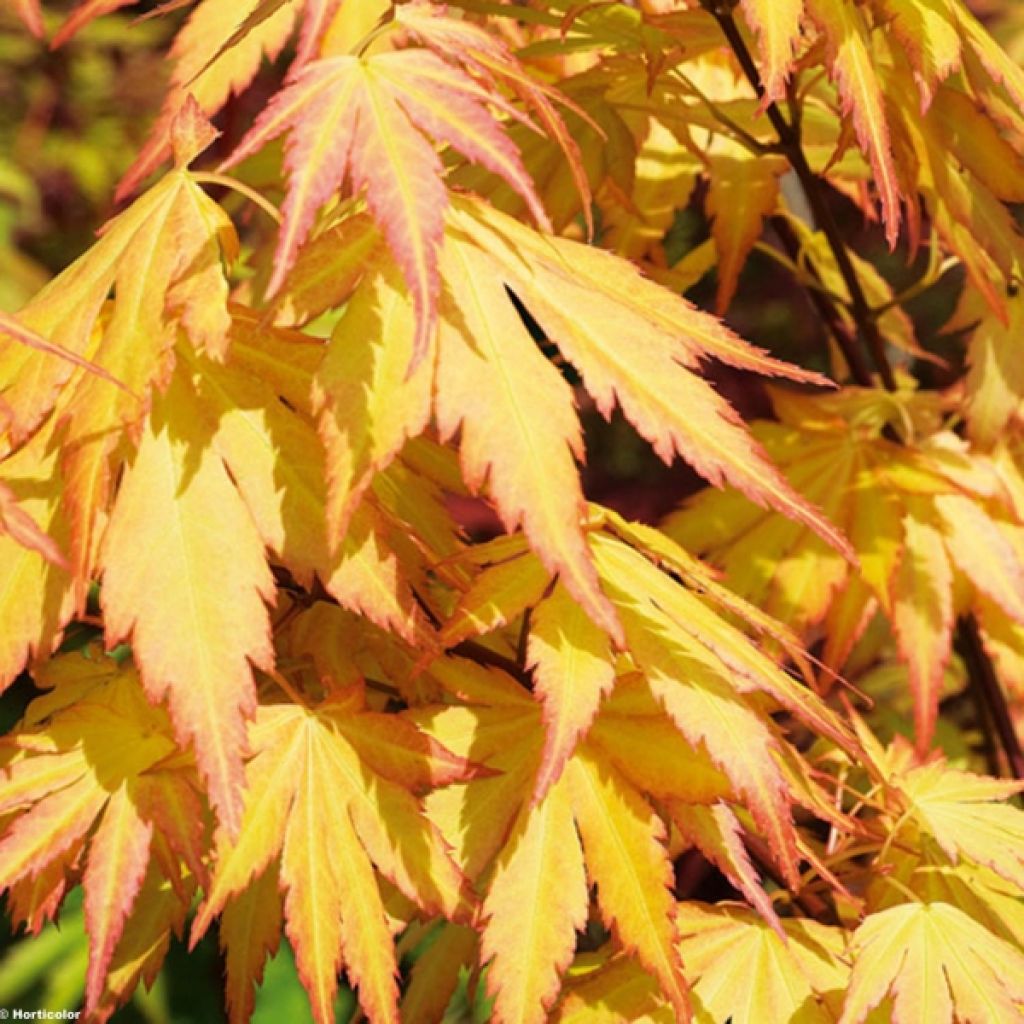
xmin=841 ymin=900 xmax=1024 ymax=1024
xmin=191 ymin=696 xmax=475 ymax=1024
xmin=0 ymin=650 xmax=203 ymax=1016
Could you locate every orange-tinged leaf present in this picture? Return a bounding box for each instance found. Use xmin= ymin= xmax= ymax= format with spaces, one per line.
xmin=0 ymin=168 xmax=234 ymax=445
xmin=315 ymin=261 xmax=433 ymax=542
xmin=100 ymin=374 xmax=275 ymax=835
xmin=568 ymin=748 xmax=691 ymax=1021
xmin=739 ymin=0 xmax=805 ymax=101
xmin=482 ymin=778 xmax=589 ymax=1024
xmin=807 ymin=0 xmax=902 ymax=246
xmin=83 ymin=782 xmax=154 ymax=1012
xmin=880 ymin=0 xmax=961 ymax=108
xmin=0 ymin=428 xmax=74 ymax=689
xmin=222 ymin=48 xmax=549 ymax=364
xmin=670 ymin=805 xmax=780 ymax=935
xmin=0 ymin=480 xmax=67 ymax=569
xmin=451 ymin=199 xmax=850 ymax=558
xmin=839 ymin=901 xmax=1024 ymax=1024
xmin=527 ymin=582 xmax=616 ymax=801
xmin=117 ymin=0 xmax=300 ymax=198
xmin=436 ymin=232 xmax=621 ymax=644
xmin=706 ymin=142 xmax=787 ymax=314
xmin=935 ymin=494 xmax=1024 ymax=623
xmin=193 ymin=701 xmax=471 ymax=1023
xmin=890 ymin=512 xmax=952 ymax=752
xmin=440 ymin=552 xmax=551 ymax=650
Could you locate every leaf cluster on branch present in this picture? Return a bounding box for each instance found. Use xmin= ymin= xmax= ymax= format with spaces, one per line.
xmin=3 ymin=0 xmax=1024 ymax=1021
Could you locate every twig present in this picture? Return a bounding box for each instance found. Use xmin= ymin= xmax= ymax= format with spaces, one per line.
xmin=705 ymin=3 xmax=897 ymax=390
xmin=770 ymin=216 xmax=874 ymax=386
xmin=957 ymin=617 xmax=1024 ymax=780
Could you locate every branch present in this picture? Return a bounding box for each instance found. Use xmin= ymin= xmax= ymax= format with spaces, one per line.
xmin=705 ymin=4 xmax=897 ymax=390
xmin=956 ymin=617 xmax=1024 ymax=781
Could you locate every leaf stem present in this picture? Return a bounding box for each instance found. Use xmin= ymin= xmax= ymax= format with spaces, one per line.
xmin=192 ymin=172 xmax=283 ymax=225
xmin=705 ymin=4 xmax=897 ymax=390
xmin=265 ymin=666 xmax=311 ymax=708
xmin=669 ymin=69 xmax=778 ymax=157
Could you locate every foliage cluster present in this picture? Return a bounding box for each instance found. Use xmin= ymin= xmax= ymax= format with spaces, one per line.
xmin=4 ymin=1 xmax=1024 ymax=1022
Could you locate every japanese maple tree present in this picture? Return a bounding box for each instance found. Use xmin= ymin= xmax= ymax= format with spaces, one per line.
xmin=3 ymin=0 xmax=1024 ymax=1021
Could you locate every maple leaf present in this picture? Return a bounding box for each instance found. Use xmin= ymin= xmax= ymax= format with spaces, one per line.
xmin=664 ymin=385 xmax=1024 ymax=750
xmin=417 ymin=570 xmax=846 ymax=1024
xmin=414 ymin=663 xmax=705 ymax=1023
xmin=0 ymin=650 xmax=204 ymax=1017
xmin=0 ymin=423 xmax=74 ymax=691
xmin=438 ymin=516 xmax=851 ymax=830
xmin=840 ymin=901 xmax=1024 ymax=1024
xmin=0 ymin=480 xmax=67 ymax=570
xmin=115 ymin=0 xmax=300 ymax=198
xmin=675 ymin=902 xmax=848 ymax=1024
xmin=221 ymin=46 xmax=551 ymax=366
xmin=739 ymin=0 xmax=805 ymax=101
xmin=190 ymin=695 xmax=476 ymax=1024
xmin=99 ymin=371 xmax=276 ymax=836
xmin=0 ymin=153 xmax=235 ymax=448
xmin=961 ymin=291 xmax=1024 ymax=445
xmin=880 ymin=0 xmax=961 ymax=109
xmin=705 ymin=139 xmax=787 ymax=313
xmin=551 ymin=951 xmax=670 ymax=1023
xmin=886 ymin=760 xmax=1024 ymax=892
xmin=806 ymin=0 xmax=902 ymax=246
xmin=447 ymin=198 xmax=851 ymax=557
